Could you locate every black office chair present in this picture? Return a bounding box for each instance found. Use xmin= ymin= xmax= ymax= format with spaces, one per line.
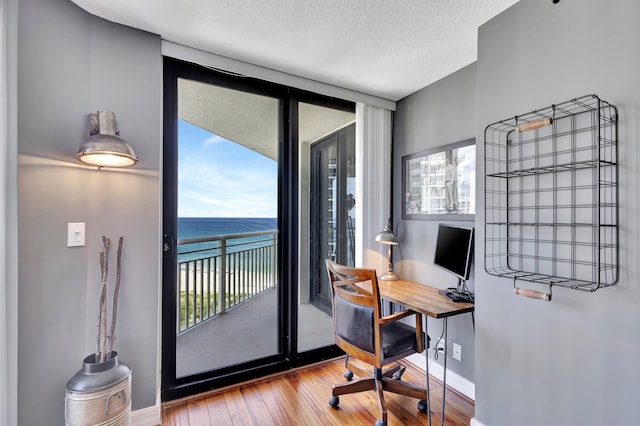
xmin=325 ymin=260 xmax=429 ymax=426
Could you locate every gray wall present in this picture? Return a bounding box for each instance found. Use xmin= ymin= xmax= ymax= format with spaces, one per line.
xmin=393 ymin=63 xmax=477 ymax=380
xmin=393 ymin=1 xmax=640 ymax=424
xmin=474 ymin=0 xmax=640 ymax=425
xmin=15 ymin=0 xmax=640 ymax=425
xmin=17 ymin=0 xmax=161 ymax=424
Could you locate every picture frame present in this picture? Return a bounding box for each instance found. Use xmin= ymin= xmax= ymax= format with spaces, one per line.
xmin=402 ymin=138 xmax=476 ymax=220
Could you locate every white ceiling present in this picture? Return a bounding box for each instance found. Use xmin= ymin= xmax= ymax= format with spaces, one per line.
xmin=70 ymin=0 xmax=519 ymax=102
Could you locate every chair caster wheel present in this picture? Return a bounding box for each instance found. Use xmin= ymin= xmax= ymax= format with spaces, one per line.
xmin=329 ymin=395 xmax=339 ymax=408
xmin=374 ymin=419 xmax=386 ymax=426
xmin=344 ymin=370 xmax=353 ymax=381
xmin=418 ymin=399 xmax=429 ymax=413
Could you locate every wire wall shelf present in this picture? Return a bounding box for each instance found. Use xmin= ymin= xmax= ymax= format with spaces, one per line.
xmin=484 ymin=94 xmax=618 ymax=294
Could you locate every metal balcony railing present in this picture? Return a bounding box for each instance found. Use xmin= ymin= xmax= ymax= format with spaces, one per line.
xmin=177 ymin=230 xmax=278 ymax=334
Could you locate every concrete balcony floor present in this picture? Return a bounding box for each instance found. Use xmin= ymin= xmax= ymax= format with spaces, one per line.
xmin=176 ymin=289 xmax=334 ymax=377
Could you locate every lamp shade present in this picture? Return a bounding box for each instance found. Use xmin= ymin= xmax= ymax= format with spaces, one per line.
xmin=77 ymin=111 xmax=138 ymax=167
xmin=375 ymin=219 xmax=399 ymax=280
xmin=375 ymin=222 xmax=398 ymax=246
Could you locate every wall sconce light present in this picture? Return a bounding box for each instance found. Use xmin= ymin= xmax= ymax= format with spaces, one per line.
xmin=76 ymin=110 xmax=138 ymax=168
xmin=375 ymin=219 xmax=399 ymax=281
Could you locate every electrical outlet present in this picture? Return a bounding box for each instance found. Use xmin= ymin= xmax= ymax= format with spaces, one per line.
xmin=453 ymin=343 xmax=462 ymax=361
xmin=436 ymin=338 xmax=445 ymax=352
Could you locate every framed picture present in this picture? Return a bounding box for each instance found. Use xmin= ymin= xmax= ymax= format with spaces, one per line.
xmin=402 ymin=138 xmax=476 ymax=220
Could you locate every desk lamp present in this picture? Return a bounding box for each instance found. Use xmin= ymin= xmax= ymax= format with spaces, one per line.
xmin=375 ymin=219 xmax=399 ymax=281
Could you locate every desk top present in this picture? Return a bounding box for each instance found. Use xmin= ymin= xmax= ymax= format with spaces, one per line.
xmin=359 ymin=278 xmax=474 ymax=319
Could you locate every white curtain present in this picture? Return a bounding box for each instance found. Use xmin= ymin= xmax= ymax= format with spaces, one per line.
xmin=355 ymin=103 xmax=393 ymax=275
xmin=1 ymin=0 xmax=18 ymax=424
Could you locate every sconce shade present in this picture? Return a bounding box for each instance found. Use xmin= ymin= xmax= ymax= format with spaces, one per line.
xmin=77 ymin=111 xmax=138 ymax=167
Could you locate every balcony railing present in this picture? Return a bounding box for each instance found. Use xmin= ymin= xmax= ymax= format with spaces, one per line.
xmin=177 ymin=230 xmax=278 ymax=334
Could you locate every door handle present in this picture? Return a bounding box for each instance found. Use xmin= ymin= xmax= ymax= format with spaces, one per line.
xmin=163 ymin=233 xmax=175 ymax=258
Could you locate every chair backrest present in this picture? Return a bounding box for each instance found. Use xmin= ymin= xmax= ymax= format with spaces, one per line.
xmin=325 ymin=260 xmax=383 ymax=366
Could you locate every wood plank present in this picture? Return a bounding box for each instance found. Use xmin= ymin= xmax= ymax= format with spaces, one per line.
xmin=288 ymin=367 xmax=363 ymax=426
xmin=186 ymin=399 xmax=212 ymax=425
xmin=254 ymin=375 xmax=314 ymax=425
xmin=223 ymin=388 xmax=258 ymax=425
xmin=161 ymin=358 xmax=474 ymax=426
xmin=162 ymin=403 xmax=190 ymax=426
xmin=204 ymin=393 xmax=233 ymax=425
xmin=297 ymin=366 xmax=375 ymax=425
xmin=238 ymin=385 xmax=276 ymax=426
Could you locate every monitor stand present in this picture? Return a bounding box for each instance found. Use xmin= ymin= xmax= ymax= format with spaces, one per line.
xmin=439 ymin=278 xmax=474 ymax=303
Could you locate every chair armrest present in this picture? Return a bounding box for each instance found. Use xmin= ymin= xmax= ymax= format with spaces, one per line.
xmin=379 ymin=309 xmax=417 ymax=324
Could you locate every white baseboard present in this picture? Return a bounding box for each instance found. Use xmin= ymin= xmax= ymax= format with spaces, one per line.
xmin=132 ymin=405 xmax=161 ymax=426
xmin=406 ymin=352 xmax=475 ymax=401
xmin=470 ymin=417 xmax=486 ymax=426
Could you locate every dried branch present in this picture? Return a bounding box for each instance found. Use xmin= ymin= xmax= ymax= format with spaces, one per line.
xmin=99 ymin=236 xmax=111 ymax=362
xmin=97 ymin=283 xmax=107 ymax=361
xmin=96 ymin=250 xmax=106 ymax=359
xmin=102 ymin=236 xmax=111 ymax=280
xmin=94 ymin=235 xmax=126 ymax=362
xmin=107 ymin=237 xmax=124 ymax=356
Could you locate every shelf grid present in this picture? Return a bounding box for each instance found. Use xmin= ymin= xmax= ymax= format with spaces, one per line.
xmin=484 ymin=94 xmax=618 ymax=292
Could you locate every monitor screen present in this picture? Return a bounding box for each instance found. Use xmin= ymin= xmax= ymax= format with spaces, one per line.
xmin=433 ymin=224 xmax=474 ymax=281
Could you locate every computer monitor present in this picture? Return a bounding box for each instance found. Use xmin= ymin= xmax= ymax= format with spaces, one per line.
xmin=433 ymin=224 xmax=474 ymax=302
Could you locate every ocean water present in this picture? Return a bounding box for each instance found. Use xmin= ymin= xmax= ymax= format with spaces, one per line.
xmin=178 ymin=217 xmax=277 ymax=240
xmin=177 ymin=217 xmax=278 ymax=262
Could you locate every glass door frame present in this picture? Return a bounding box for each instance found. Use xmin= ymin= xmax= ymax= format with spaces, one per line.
xmin=161 ymin=57 xmax=352 ymax=401
xmin=309 ymin=123 xmax=356 ymax=314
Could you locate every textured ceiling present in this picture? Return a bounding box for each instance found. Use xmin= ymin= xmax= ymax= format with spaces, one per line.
xmin=70 ymin=0 xmax=519 ymax=101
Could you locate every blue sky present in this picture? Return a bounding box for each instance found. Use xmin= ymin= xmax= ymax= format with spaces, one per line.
xmin=178 ymin=120 xmax=277 ymax=218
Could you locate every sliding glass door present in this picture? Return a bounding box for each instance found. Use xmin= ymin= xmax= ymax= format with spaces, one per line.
xmin=298 ymin=105 xmax=355 ymax=352
xmin=174 ymin=79 xmax=281 ymax=379
xmin=162 ymin=58 xmax=355 ymax=400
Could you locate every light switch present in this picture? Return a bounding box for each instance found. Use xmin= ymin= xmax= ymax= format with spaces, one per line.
xmin=67 ymin=222 xmax=85 ymax=247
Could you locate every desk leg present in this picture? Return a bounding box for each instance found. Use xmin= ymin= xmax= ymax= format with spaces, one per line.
xmin=441 ymin=317 xmax=448 ymax=426
xmin=424 ymin=316 xmax=431 ymax=426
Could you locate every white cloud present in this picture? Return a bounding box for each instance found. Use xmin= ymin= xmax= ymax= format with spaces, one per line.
xmin=202 ymin=134 xmax=226 ymax=148
xmin=178 ymin=151 xmax=277 ymax=218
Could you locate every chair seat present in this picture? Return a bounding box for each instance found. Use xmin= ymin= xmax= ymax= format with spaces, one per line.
xmin=381 ymin=321 xmax=425 ymax=360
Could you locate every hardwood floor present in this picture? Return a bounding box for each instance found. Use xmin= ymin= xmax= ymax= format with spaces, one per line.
xmin=162 ymin=358 xmax=474 ymax=425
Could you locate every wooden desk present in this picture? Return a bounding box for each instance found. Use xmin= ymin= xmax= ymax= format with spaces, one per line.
xmin=359 ymin=278 xmax=474 ymax=426
xmin=375 ymin=279 xmax=474 ymax=318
